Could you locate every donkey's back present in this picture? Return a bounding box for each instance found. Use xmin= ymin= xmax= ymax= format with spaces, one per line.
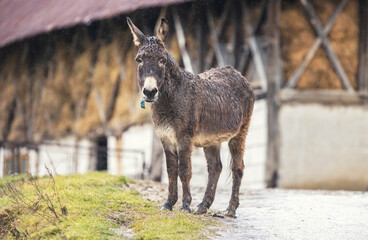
xmin=192 ymin=65 xmax=254 ymax=147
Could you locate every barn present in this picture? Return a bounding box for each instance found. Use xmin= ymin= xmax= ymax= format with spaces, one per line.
xmin=0 ymin=0 xmax=367 ymax=190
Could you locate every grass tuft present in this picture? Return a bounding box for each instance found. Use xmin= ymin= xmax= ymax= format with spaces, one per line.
xmin=0 ymin=172 xmax=216 ymax=239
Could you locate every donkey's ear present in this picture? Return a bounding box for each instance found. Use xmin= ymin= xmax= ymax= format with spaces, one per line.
xmin=126 ymin=17 xmax=146 ymax=47
xmin=157 ymin=18 xmax=169 ymax=43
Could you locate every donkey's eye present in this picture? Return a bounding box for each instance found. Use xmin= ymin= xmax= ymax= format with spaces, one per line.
xmin=158 ymin=59 xmax=166 ymax=66
xmin=136 ymin=57 xmax=143 ymax=63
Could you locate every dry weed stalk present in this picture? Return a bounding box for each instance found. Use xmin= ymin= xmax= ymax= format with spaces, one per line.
xmin=0 ymin=166 xmax=67 ymax=228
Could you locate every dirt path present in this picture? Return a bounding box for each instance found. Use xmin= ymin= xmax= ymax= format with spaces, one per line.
xmin=132 ymin=181 xmax=368 ymax=240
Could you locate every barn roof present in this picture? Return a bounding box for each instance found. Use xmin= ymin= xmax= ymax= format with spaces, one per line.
xmin=0 ymin=0 xmax=193 ymax=48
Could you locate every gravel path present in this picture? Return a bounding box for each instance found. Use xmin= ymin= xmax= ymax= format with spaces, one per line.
xmin=211 ymin=189 xmax=368 ymax=240
xmin=132 ymin=181 xmax=368 ymax=240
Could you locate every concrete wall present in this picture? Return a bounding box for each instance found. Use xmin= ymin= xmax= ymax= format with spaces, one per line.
xmin=279 ymin=96 xmax=368 ymax=190
xmin=0 ymin=137 xmax=96 ymax=177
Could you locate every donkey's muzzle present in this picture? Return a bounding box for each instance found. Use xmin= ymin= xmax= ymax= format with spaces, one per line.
xmin=143 ymin=87 xmax=158 ymax=101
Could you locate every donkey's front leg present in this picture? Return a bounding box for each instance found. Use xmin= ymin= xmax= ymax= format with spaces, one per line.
xmin=178 ymin=142 xmax=193 ymax=213
xmin=161 ymin=147 xmax=178 ymax=211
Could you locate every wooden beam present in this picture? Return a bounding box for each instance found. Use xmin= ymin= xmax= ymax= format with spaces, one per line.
xmin=227 ymin=12 xmax=237 ymax=67
xmin=115 ymin=135 xmax=122 ymax=175
xmin=300 ymin=0 xmax=354 ymax=92
xmin=73 ymin=142 xmax=79 ymax=174
xmin=2 ymin=91 xmax=16 ymax=141
xmin=105 ymin=71 xmax=123 ymax=122
xmin=93 ymin=89 xmax=106 ymax=124
xmin=281 ymin=89 xmax=368 ymax=105
xmin=204 ymin=1 xmax=231 ymax=70
xmin=172 ymin=8 xmax=194 ymax=73
xmin=206 ymin=9 xmax=225 ymax=67
xmin=196 ymin=8 xmax=205 ymax=73
xmin=266 ymin=0 xmax=282 ymax=188
xmin=253 ymin=0 xmax=268 ymax=35
xmin=287 ymin=0 xmax=348 ymax=88
xmin=35 ymin=148 xmax=40 ymax=175
xmin=237 ymin=0 xmax=267 ymax=72
xmin=358 ymin=0 xmax=368 ymax=94
xmin=242 ymin=1 xmax=268 ymax=91
xmin=237 ymin=45 xmax=250 ymax=73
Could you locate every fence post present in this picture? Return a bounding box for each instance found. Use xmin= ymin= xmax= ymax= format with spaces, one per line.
xmin=266 ymin=0 xmax=282 ymax=188
xmin=358 ymin=0 xmax=368 ymax=94
xmin=115 ymin=135 xmax=122 ymax=175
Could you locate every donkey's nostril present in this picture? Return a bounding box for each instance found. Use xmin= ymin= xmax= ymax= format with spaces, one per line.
xmin=143 ymin=88 xmax=158 ymax=98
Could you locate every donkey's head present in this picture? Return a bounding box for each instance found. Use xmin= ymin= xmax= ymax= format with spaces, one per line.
xmin=127 ymin=17 xmax=169 ymax=102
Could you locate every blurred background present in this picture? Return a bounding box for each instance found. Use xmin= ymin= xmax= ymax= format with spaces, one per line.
xmin=0 ymin=0 xmax=367 ymax=191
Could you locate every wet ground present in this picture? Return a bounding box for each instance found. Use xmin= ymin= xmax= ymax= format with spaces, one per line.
xmin=132 ymin=181 xmax=368 ymax=240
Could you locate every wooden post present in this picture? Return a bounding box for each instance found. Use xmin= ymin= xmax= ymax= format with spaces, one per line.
xmin=2 ymin=147 xmax=7 ymax=177
xmin=358 ymin=0 xmax=368 ymax=94
xmin=242 ymin=1 xmax=268 ymax=92
xmin=93 ymin=89 xmax=106 ymax=124
xmin=115 ymin=135 xmax=122 ymax=175
xmin=73 ymin=142 xmax=79 ymax=174
xmin=207 ymin=9 xmax=225 ymax=67
xmin=196 ymin=3 xmax=205 ymax=73
xmin=172 ymin=8 xmax=194 ymax=73
xmin=35 ymin=147 xmax=40 ymax=175
xmin=105 ymin=73 xmax=122 ymax=122
xmin=266 ymin=0 xmax=281 ymax=188
xmin=203 ymin=1 xmax=230 ymax=70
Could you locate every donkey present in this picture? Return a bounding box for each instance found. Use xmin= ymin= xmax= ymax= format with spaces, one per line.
xmin=127 ymin=17 xmax=255 ymax=217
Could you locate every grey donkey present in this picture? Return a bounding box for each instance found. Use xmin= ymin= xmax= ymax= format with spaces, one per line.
xmin=127 ymin=17 xmax=255 ymax=217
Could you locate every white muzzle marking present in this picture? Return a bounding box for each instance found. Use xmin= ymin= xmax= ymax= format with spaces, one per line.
xmin=143 ymin=77 xmax=158 ymax=92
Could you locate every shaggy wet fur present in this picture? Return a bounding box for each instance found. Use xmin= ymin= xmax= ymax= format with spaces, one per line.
xmin=127 ymin=18 xmax=255 ymax=217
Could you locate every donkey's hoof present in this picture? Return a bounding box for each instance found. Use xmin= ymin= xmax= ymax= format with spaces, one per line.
xmin=160 ymin=203 xmax=172 ymax=211
xmin=181 ymin=205 xmax=191 ymax=213
xmin=194 ymin=203 xmax=207 ymax=215
xmin=225 ymin=207 xmax=236 ymax=218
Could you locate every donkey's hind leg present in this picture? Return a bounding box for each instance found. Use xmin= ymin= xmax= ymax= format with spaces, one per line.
xmin=195 ymin=145 xmax=222 ymax=214
xmin=226 ymin=124 xmax=249 ymax=217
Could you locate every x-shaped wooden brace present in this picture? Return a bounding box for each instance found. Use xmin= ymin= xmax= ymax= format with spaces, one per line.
xmin=287 ymin=0 xmax=354 ymax=92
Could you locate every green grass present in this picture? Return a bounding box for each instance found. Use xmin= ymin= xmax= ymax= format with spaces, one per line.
xmin=0 ymin=172 xmax=216 ymax=239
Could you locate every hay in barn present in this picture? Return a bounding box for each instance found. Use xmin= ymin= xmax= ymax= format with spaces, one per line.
xmin=281 ymin=0 xmax=358 ymax=89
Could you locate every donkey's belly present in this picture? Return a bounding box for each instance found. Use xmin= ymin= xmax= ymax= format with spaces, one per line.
xmin=155 ymin=123 xmax=237 ymax=148
xmin=193 ymin=132 xmax=237 ymax=147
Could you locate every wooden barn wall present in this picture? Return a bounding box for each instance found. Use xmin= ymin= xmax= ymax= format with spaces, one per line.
xmin=0 ymin=0 xmax=360 ymax=142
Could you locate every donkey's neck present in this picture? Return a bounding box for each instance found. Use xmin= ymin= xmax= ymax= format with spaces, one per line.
xmin=161 ymin=53 xmax=192 ymax=96
xmin=166 ymin=53 xmax=187 ymax=84
xmin=152 ymin=52 xmax=193 ymax=113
